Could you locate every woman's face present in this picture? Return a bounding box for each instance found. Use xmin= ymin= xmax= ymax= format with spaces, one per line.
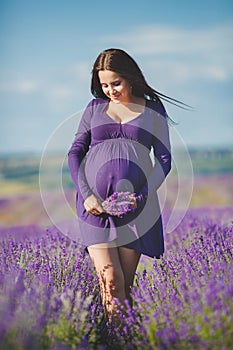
xmin=98 ymin=70 xmax=132 ymax=103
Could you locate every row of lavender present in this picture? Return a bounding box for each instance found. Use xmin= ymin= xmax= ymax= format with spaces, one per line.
xmin=0 ymin=207 xmax=233 ymax=349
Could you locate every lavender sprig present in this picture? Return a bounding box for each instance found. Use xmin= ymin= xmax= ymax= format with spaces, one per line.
xmin=102 ymin=191 xmax=137 ymax=217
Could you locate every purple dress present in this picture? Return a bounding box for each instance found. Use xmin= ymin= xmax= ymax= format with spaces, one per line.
xmin=68 ymin=98 xmax=171 ymax=258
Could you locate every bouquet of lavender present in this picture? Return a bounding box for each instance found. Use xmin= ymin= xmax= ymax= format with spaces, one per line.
xmin=102 ymin=191 xmax=138 ymax=218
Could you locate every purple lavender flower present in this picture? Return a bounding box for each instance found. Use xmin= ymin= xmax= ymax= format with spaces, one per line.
xmin=0 ymin=207 xmax=233 ymax=348
xmin=102 ymin=191 xmax=137 ymax=217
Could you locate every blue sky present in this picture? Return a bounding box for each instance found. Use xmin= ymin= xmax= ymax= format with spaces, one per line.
xmin=0 ymin=0 xmax=233 ymax=153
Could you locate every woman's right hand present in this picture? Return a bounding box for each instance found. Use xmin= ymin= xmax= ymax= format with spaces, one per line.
xmin=84 ymin=194 xmax=104 ymax=215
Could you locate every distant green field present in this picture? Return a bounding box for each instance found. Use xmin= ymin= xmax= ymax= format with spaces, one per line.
xmin=0 ymin=149 xmax=232 ymax=228
xmin=0 ymin=149 xmax=232 ymax=190
xmin=188 ymin=148 xmax=233 ymax=175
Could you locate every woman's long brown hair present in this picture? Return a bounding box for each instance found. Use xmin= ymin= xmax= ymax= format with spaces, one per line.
xmin=91 ymin=48 xmax=191 ymax=111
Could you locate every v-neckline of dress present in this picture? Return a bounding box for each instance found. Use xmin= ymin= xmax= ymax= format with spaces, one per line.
xmin=103 ymin=99 xmax=147 ymax=125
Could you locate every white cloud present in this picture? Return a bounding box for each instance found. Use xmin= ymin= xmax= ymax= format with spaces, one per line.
xmin=103 ymin=23 xmax=233 ymax=84
xmin=144 ymin=60 xmax=229 ymax=85
xmin=69 ymin=61 xmax=92 ymax=80
xmin=49 ymin=85 xmax=75 ymax=100
xmin=45 ymin=62 xmax=92 ymax=111
xmin=105 ymin=23 xmax=233 ymax=55
xmin=0 ymin=79 xmax=39 ymax=94
xmin=0 ymin=61 xmax=91 ymax=111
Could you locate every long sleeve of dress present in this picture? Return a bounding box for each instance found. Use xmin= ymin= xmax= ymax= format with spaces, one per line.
xmin=68 ymin=100 xmax=93 ymax=201
xmin=139 ymin=101 xmax=171 ymax=201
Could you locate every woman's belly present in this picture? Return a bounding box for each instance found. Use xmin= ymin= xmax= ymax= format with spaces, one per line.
xmin=84 ymin=139 xmax=152 ymax=201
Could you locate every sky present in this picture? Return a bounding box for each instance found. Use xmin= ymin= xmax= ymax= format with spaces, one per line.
xmin=0 ymin=0 xmax=233 ymax=154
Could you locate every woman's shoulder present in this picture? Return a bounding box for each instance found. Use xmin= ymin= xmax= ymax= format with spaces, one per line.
xmin=86 ymin=97 xmax=108 ymax=109
xmin=80 ymin=98 xmax=108 ymax=123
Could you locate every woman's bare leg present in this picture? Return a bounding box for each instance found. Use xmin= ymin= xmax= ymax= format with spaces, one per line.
xmin=87 ymin=243 xmax=141 ymax=325
xmin=87 ymin=244 xmax=126 ymax=323
xmin=118 ymin=247 xmax=141 ymax=306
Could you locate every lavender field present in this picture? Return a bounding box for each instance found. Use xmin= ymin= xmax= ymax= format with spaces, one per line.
xmin=0 ymin=150 xmax=233 ymax=349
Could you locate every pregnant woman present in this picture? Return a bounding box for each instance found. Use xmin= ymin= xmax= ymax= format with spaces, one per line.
xmin=68 ymin=48 xmax=175 ymax=325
